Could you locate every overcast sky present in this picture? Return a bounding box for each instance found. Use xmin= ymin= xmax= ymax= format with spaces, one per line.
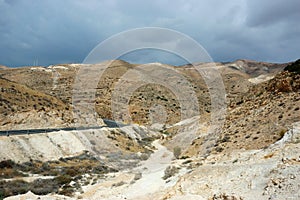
xmin=0 ymin=0 xmax=299 ymax=67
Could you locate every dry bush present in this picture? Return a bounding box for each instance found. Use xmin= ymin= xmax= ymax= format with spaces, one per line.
xmin=162 ymin=166 xmax=179 ymax=180
xmin=209 ymin=193 xmax=244 ymax=200
xmin=133 ymin=172 xmax=142 ymax=181
xmin=173 ymin=146 xmax=181 ymax=159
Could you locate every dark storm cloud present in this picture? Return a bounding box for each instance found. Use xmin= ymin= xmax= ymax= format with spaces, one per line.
xmin=246 ymin=0 xmax=300 ymax=27
xmin=201 ymin=0 xmax=300 ymax=63
xmin=0 ymin=0 xmax=111 ymax=66
xmin=0 ymin=0 xmax=299 ymax=67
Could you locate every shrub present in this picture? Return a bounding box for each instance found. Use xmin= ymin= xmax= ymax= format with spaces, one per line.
xmin=31 ymin=178 xmax=59 ymax=195
xmin=59 ymin=186 xmax=75 ymax=196
xmin=173 ymin=146 xmax=181 ymax=159
xmin=0 ymin=180 xmax=29 ymax=197
xmin=139 ymin=153 xmax=150 ymax=161
xmin=215 ymin=146 xmax=224 ymax=153
xmin=20 ymin=162 xmax=34 ymax=172
xmin=220 ymin=135 xmax=231 ymax=143
xmin=55 ymin=174 xmax=72 ymax=185
xmin=0 ymin=190 xmax=4 ymax=200
xmin=278 ymin=129 xmax=287 ymax=139
xmin=65 ymin=168 xmax=78 ymax=177
xmin=112 ymin=181 xmax=126 ymax=187
xmin=210 ymin=193 xmax=244 ymax=200
xmin=0 ymin=160 xmax=15 ymax=168
xmin=91 ymin=165 xmax=110 ymax=174
xmin=162 ymin=166 xmax=179 ymax=180
xmin=133 ymin=172 xmax=142 ymax=181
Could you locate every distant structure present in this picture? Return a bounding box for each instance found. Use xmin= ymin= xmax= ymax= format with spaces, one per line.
xmin=33 ymin=58 xmax=38 ymax=66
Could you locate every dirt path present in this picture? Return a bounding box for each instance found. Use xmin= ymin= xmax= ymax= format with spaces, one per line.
xmin=122 ymin=140 xmax=174 ymax=199
xmin=84 ymin=140 xmax=174 ymax=200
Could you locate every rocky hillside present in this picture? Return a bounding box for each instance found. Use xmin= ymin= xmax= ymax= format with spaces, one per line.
xmin=173 ymin=69 xmax=300 ymax=157
xmin=1 ymin=59 xmax=299 ymax=200
xmin=0 ymin=59 xmax=287 ymax=129
xmin=151 ymin=60 xmax=299 ymax=159
xmin=0 ymin=77 xmax=73 ymax=130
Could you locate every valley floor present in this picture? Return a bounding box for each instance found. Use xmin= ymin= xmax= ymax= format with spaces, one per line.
xmin=4 ymin=122 xmax=300 ymax=200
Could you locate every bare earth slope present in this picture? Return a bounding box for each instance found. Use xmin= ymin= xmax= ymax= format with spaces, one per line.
xmin=0 ymin=77 xmax=73 ymax=130
xmin=0 ymin=59 xmax=286 ymax=128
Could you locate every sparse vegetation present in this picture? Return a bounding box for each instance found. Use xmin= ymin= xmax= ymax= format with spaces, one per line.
xmin=133 ymin=172 xmax=142 ymax=181
xmin=162 ymin=165 xmax=179 ymax=180
xmin=173 ymin=146 xmax=182 ymax=159
xmin=0 ymin=180 xmax=29 ymax=197
xmin=112 ymin=181 xmax=126 ymax=187
xmin=0 ymin=152 xmax=117 ymax=198
xmin=278 ymin=129 xmax=287 ymax=139
xmin=209 ymin=193 xmax=244 ymax=200
xmin=0 ymin=60 xmax=299 ymax=199
xmin=215 ymin=146 xmax=224 ymax=153
xmin=139 ymin=153 xmax=150 ymax=160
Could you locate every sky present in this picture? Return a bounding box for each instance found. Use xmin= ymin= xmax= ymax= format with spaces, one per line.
xmin=0 ymin=0 xmax=299 ymax=67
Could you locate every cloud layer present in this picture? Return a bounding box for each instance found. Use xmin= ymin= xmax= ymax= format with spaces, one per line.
xmin=0 ymin=0 xmax=299 ymax=67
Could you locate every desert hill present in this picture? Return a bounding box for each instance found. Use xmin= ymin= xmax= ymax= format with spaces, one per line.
xmin=0 ymin=59 xmax=299 ymax=199
xmin=0 ymin=77 xmax=72 ymax=130
xmin=179 ymin=69 xmax=300 ymax=157
xmin=0 ymin=59 xmax=287 ymax=128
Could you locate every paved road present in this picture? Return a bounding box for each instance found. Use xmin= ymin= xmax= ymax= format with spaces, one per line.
xmin=0 ymin=119 xmax=126 ymax=136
